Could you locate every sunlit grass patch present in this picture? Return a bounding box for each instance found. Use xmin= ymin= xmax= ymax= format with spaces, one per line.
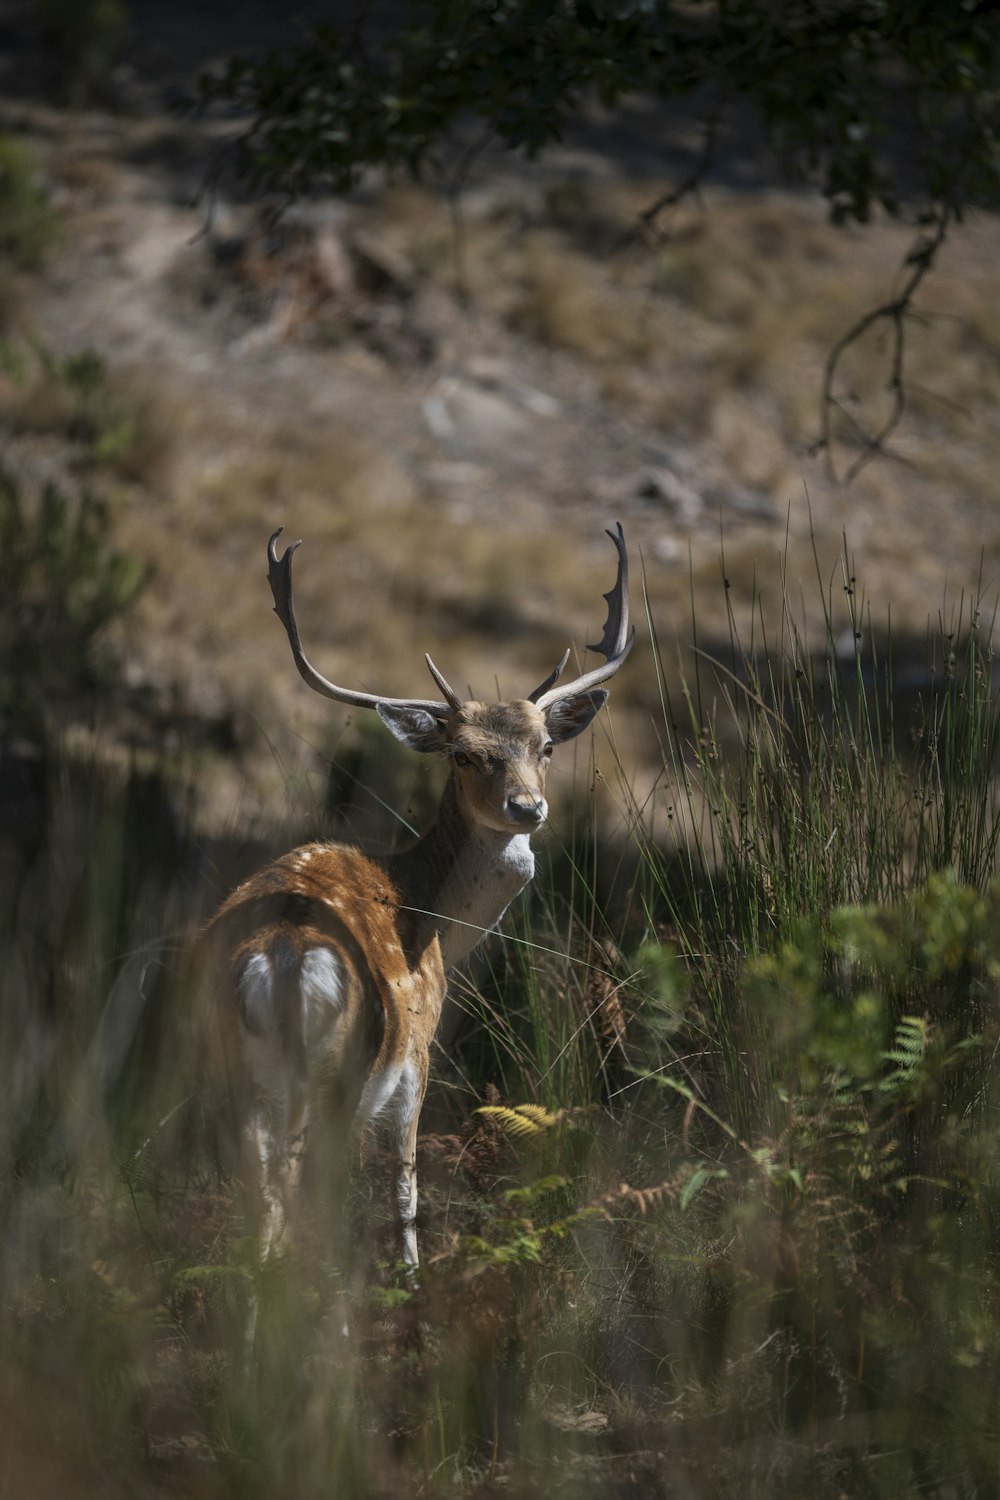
xmin=508 ymin=239 xmax=665 ymax=367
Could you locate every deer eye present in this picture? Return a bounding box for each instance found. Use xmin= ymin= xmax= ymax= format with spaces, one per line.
xmin=541 ymin=741 xmax=554 ymax=761
xmin=453 ymin=750 xmax=473 ymax=769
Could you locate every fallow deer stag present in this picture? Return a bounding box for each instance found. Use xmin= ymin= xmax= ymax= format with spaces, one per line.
xmin=205 ymin=524 xmax=633 ymax=1286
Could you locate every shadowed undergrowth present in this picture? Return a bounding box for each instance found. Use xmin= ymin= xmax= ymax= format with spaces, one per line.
xmin=3 ymin=547 xmax=1000 ymax=1498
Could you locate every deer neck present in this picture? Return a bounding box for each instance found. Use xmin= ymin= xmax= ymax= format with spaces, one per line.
xmin=388 ymin=776 xmax=535 ymax=970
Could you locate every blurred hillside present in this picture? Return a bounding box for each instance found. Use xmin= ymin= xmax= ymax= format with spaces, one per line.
xmin=2 ymin=0 xmax=999 ymax=834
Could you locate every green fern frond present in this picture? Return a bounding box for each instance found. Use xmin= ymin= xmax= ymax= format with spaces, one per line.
xmin=503 ymin=1175 xmax=569 ymax=1205
xmin=880 ymin=1015 xmax=930 ymax=1095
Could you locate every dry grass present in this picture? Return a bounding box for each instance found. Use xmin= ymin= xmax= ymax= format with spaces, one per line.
xmin=510 ymin=241 xmax=664 ymax=365
xmin=644 ymin=198 xmax=1000 ymax=478
xmin=296 ymin=177 xmax=1000 ymax=537
xmin=380 ymin=181 xmax=1000 ymax=509
xmin=102 ymin=391 xmax=638 ymax=823
xmin=438 ymin=188 xmax=1000 ymax=502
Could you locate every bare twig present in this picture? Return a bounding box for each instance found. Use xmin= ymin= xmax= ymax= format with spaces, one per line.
xmin=613 ymin=106 xmax=722 ymax=253
xmin=814 ymin=207 xmax=952 ymax=484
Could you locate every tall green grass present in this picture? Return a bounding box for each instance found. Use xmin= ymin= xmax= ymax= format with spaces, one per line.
xmin=3 ymin=542 xmax=1000 ymax=1497
xmin=627 ymin=538 xmax=1000 ymax=1124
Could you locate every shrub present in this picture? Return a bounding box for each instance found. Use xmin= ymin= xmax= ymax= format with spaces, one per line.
xmin=0 ymin=463 xmax=145 ymax=736
xmin=0 ymin=337 xmax=176 ymax=486
xmin=0 ymin=135 xmax=58 ymax=270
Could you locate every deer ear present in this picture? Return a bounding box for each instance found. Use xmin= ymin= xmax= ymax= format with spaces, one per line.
xmin=544 ymin=689 xmax=608 ymax=744
xmin=376 ymin=703 xmax=449 ymax=753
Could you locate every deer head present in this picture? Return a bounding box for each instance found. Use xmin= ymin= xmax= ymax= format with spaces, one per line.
xmin=266 ymin=524 xmax=634 ymax=834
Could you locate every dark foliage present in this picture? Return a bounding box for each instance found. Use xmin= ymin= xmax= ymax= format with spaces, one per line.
xmin=201 ymin=0 xmax=1000 ymax=229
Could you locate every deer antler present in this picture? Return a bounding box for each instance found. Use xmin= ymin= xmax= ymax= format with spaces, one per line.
xmin=528 ymin=523 xmax=635 ymax=708
xmin=424 ymin=652 xmax=463 ymax=710
xmin=267 ymin=529 xmax=460 ymax=714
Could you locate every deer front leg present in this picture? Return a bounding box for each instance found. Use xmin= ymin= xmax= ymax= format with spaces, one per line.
xmin=391 ymin=1057 xmax=426 ymax=1275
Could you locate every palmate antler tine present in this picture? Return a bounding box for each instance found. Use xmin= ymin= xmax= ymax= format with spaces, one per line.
xmin=587 ymin=521 xmax=633 ymax=661
xmin=532 ymin=522 xmax=635 ymax=710
xmin=267 ymin=529 xmax=452 ymax=715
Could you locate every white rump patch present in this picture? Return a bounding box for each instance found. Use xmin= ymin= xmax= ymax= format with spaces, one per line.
xmin=300 ymin=947 xmax=345 ymax=1050
xmin=238 ymin=952 xmax=274 ymax=1036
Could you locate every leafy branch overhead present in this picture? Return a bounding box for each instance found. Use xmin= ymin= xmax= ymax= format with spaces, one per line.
xmin=202 ymin=1 xmax=1000 ymax=226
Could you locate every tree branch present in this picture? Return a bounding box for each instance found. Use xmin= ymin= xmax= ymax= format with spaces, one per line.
xmin=814 ymin=208 xmax=952 ymax=485
xmin=614 ymin=106 xmax=722 ymax=253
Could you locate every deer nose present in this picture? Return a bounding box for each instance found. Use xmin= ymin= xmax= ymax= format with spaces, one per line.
xmin=506 ymin=793 xmax=547 ymax=827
